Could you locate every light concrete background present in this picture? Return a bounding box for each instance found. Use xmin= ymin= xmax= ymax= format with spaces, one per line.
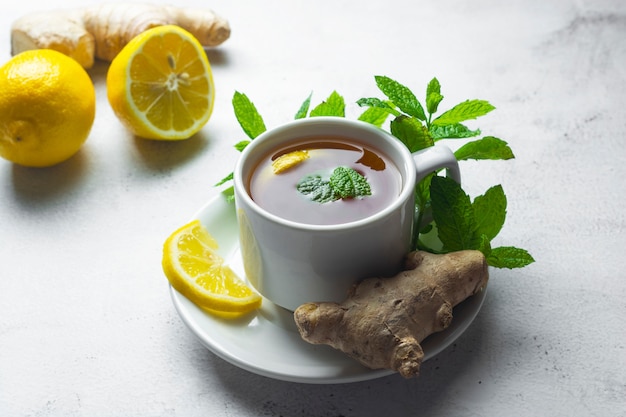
xmin=1 ymin=0 xmax=624 ymax=416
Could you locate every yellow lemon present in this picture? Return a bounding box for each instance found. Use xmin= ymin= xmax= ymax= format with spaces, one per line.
xmin=162 ymin=220 xmax=262 ymax=315
xmin=272 ymin=150 xmax=310 ymax=174
xmin=107 ymin=25 xmax=215 ymax=140
xmin=0 ymin=49 xmax=95 ymax=167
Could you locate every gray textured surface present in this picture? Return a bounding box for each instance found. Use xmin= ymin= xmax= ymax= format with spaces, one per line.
xmin=1 ymin=0 xmax=625 ymax=416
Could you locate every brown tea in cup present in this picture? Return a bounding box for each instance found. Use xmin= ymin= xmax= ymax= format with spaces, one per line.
xmin=247 ymin=136 xmax=402 ymax=225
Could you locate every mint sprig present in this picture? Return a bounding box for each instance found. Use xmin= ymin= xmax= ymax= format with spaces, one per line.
xmin=375 ymin=75 xmax=427 ymax=121
xmin=430 ymin=175 xmax=482 ymax=252
xmin=357 ymin=75 xmax=531 ymax=268
xmin=217 ymin=76 xmax=534 ymax=269
xmin=214 ymin=92 xmax=267 ymax=191
xmin=426 ymin=176 xmax=534 ymax=269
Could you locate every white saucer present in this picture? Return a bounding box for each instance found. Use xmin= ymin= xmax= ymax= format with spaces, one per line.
xmin=169 ymin=194 xmax=488 ymax=384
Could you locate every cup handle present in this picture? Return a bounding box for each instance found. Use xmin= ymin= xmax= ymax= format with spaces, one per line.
xmin=412 ymin=145 xmax=461 ymax=228
xmin=412 ymin=144 xmax=461 ymax=184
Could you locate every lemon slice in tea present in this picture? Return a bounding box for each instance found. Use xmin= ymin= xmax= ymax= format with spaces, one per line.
xmin=272 ymin=150 xmax=310 ymax=174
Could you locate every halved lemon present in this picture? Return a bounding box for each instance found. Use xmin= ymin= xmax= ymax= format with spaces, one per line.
xmin=107 ymin=25 xmax=215 ymax=140
xmin=162 ymin=220 xmax=262 ymax=315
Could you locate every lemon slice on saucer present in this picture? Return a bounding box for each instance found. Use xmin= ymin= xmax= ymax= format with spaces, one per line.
xmin=162 ymin=220 xmax=261 ymax=315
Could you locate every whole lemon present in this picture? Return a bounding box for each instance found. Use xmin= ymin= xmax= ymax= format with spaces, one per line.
xmin=0 ymin=49 xmax=96 ymax=167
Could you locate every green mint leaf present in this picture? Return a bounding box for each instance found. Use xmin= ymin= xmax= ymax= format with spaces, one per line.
xmin=356 ymin=97 xmax=401 ymax=116
xmin=234 ymin=140 xmax=250 ymax=152
xmin=215 ymin=172 xmax=234 ymax=186
xmin=487 ymin=246 xmax=535 ymax=269
xmin=329 ymin=167 xmax=371 ymax=199
xmin=356 ymin=97 xmax=399 ymax=126
xmin=390 ymin=115 xmax=433 ymax=152
xmin=478 ymin=234 xmax=492 ymax=258
xmin=415 ymin=172 xmax=434 ymax=214
xmin=297 ymin=175 xmax=337 ymax=203
xmin=375 ymin=75 xmax=427 ymax=121
xmin=432 ymin=99 xmax=495 ymax=126
xmin=414 ymin=172 xmax=434 ymax=241
xmin=454 ymin=136 xmax=515 ymax=161
xmin=232 ymin=91 xmax=267 ymax=139
xmin=356 ymin=97 xmax=387 ymax=108
xmin=430 ymin=123 xmax=481 ymax=140
xmin=426 ymin=77 xmax=444 ymax=115
xmin=473 ymin=184 xmax=507 ymax=241
xmin=310 ymin=90 xmax=345 ymax=117
xmin=419 ymin=222 xmax=434 ymax=235
xmin=295 ymin=92 xmax=312 ymax=119
xmin=358 ymin=106 xmax=393 ymax=127
xmin=430 ymin=175 xmax=481 ymax=251
xmin=221 ymin=185 xmax=235 ymax=203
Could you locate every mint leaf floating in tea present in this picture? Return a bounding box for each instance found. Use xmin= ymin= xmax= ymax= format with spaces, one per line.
xmin=297 ymin=167 xmax=372 ymax=203
xmin=330 ymin=167 xmax=372 ymax=199
xmin=297 ymin=175 xmax=337 ymax=203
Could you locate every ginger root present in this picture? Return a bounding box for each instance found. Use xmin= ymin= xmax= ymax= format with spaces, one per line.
xmin=293 ymin=250 xmax=489 ymax=378
xmin=10 ymin=3 xmax=230 ymax=68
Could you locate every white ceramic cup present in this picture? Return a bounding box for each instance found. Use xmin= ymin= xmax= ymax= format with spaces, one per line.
xmin=233 ymin=117 xmax=460 ymax=311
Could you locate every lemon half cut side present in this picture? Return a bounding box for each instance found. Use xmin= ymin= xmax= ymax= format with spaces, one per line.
xmin=107 ymin=25 xmax=215 ymax=140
